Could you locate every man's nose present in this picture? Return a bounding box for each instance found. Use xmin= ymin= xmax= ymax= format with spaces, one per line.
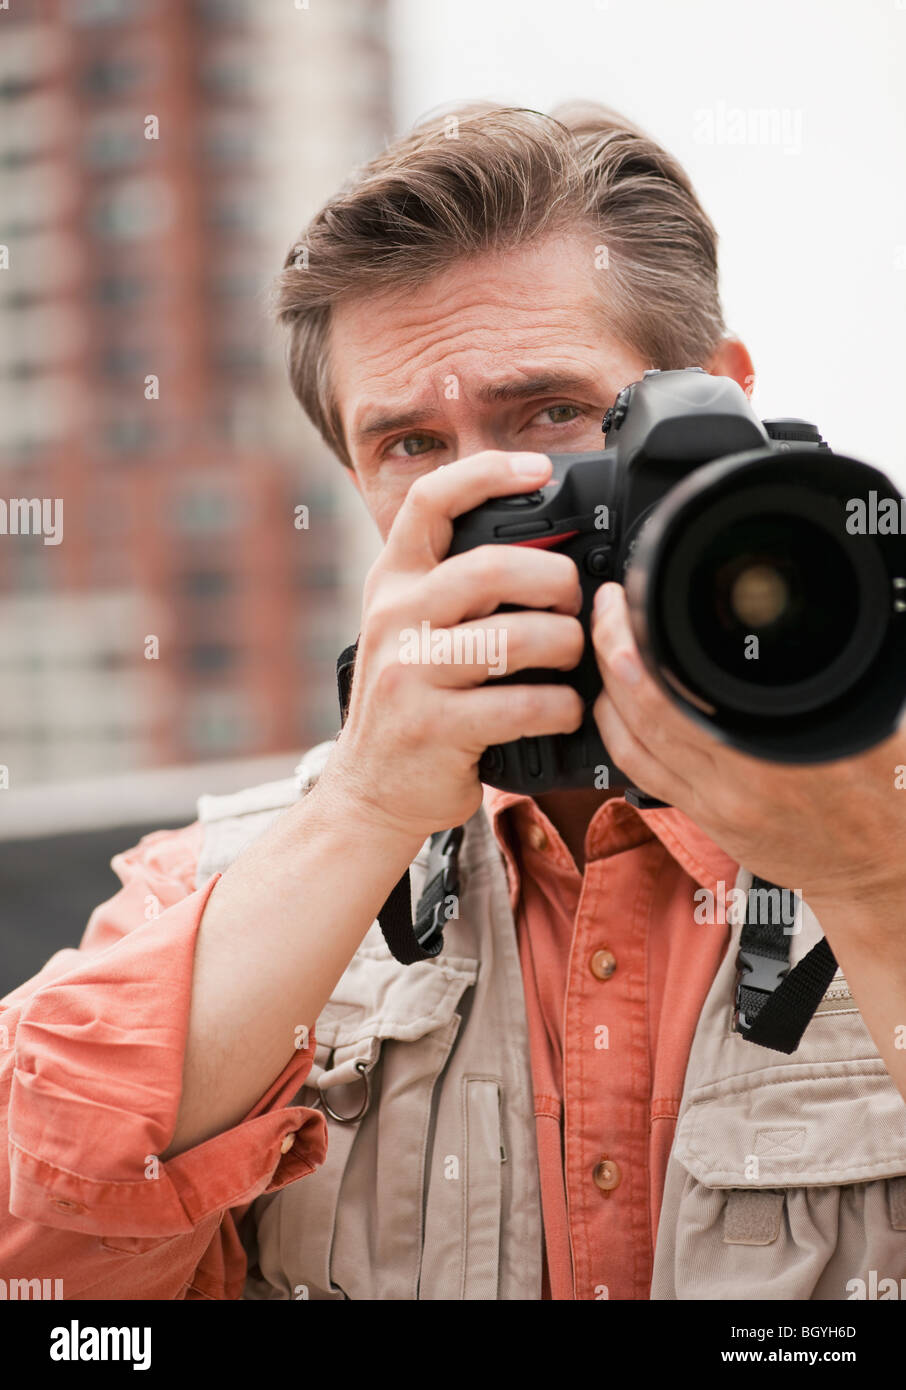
xmin=454 ymin=427 xmax=516 ymax=460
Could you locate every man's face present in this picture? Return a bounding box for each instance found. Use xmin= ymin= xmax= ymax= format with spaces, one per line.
xmin=329 ymin=232 xmax=653 ymax=540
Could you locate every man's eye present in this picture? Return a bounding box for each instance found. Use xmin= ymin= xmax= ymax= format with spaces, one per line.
xmin=386 ymin=433 xmax=442 ymax=458
xmin=535 ymin=404 xmax=584 ymax=426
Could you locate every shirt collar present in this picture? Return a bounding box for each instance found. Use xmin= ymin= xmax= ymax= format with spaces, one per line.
xmin=482 ymin=782 xmax=738 ymax=897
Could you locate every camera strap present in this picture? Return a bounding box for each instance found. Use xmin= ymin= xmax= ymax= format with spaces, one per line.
xmin=337 ymin=642 xmax=839 ymax=1048
xmin=734 ymin=878 xmax=839 ymax=1053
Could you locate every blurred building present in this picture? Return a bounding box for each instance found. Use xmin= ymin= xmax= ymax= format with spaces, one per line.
xmin=0 ymin=0 xmax=388 ymax=787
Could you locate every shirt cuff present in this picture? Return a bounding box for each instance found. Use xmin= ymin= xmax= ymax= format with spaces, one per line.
xmin=6 ymin=873 xmax=328 ymax=1237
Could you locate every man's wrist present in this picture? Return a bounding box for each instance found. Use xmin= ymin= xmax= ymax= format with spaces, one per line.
xmin=296 ymin=754 xmax=429 ymax=865
xmin=805 ymin=873 xmax=906 ymax=946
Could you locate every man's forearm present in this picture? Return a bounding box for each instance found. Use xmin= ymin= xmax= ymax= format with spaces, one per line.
xmin=162 ymin=771 xmax=424 ymax=1158
xmin=806 ymin=883 xmax=906 ymax=1105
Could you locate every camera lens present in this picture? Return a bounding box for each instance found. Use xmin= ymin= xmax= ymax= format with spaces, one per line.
xmin=681 ymin=508 xmax=868 ymax=704
xmin=625 ymin=446 xmax=906 ymax=762
xmin=728 ymin=561 xmax=789 ymax=628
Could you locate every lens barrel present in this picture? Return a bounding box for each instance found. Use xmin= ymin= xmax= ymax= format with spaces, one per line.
xmin=625 ymin=447 xmax=906 ymax=762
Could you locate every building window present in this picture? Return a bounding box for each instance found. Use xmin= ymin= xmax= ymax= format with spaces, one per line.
xmin=93 ymin=272 xmax=147 ymax=306
xmin=186 ymin=643 xmax=237 ymax=674
xmin=299 ymin=563 xmax=338 ymax=590
xmin=0 ymin=76 xmax=42 ymax=102
xmin=194 ymin=0 xmax=248 ymax=23
xmin=0 ymin=148 xmax=36 ymax=170
xmin=100 ymin=344 xmax=148 ymax=377
xmin=207 ymin=267 xmax=262 ymax=300
xmin=206 ymin=188 xmax=261 ymax=235
xmin=215 ymin=340 xmax=263 ymax=374
xmin=81 ymin=54 xmax=149 ymax=99
xmin=5 ymin=361 xmax=42 ymax=381
xmin=66 ymin=0 xmax=147 ymax=24
xmin=179 ymin=570 xmax=233 ymax=598
xmin=201 ymin=44 xmax=255 ymax=97
xmin=171 ymin=485 xmax=240 ymax=533
xmin=184 ymin=690 xmax=254 ymax=756
xmin=83 ymin=117 xmax=143 ymax=169
xmin=202 ymin=117 xmax=258 ymax=166
xmin=92 ymin=176 xmax=173 ymax=240
xmin=102 ymin=415 xmax=157 ymax=455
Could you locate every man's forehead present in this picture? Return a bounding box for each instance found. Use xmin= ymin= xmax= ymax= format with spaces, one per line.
xmin=330 ymin=233 xmax=611 ymax=423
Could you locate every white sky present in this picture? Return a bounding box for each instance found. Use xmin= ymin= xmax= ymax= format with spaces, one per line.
xmin=388 ymin=0 xmax=906 ymax=485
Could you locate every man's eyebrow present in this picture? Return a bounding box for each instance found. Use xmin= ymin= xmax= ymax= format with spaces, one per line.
xmin=354 ymin=406 xmax=436 ymax=444
xmin=353 ymin=374 xmax=600 ymax=445
xmin=476 ymin=373 xmax=596 ymax=405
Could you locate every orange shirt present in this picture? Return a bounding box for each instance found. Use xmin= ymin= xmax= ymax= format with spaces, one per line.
xmin=0 ymin=824 xmax=325 ymax=1300
xmin=1 ymin=793 xmax=737 ymax=1300
xmin=483 ymin=784 xmax=738 ymax=1301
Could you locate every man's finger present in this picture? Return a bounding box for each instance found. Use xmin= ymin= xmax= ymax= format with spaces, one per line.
xmin=591 ymin=582 xmax=716 ymax=773
xmin=593 ymin=690 xmax=693 ymax=807
xmin=387 ymin=450 xmax=552 ymax=574
xmin=397 ymin=610 xmax=584 ymax=689
xmin=445 ymin=681 xmax=586 ymax=754
xmin=423 ymin=544 xmax=582 ymax=625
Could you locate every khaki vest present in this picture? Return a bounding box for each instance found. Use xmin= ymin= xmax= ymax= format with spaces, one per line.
xmin=195 ymin=742 xmax=906 ymax=1300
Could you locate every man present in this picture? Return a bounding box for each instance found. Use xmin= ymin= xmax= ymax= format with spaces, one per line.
xmin=2 ymin=101 xmax=906 ymax=1301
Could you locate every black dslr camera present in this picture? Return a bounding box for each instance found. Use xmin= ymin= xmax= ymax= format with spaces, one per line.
xmin=448 ymin=367 xmax=906 ymax=795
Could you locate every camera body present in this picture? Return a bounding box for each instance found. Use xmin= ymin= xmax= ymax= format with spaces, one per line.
xmin=448 ymin=367 xmax=906 ymax=795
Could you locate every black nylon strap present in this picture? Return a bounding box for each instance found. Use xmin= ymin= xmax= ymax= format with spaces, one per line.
xmin=367 ymin=830 xmax=456 ymax=964
xmin=735 ymin=876 xmax=839 ymax=1054
xmin=336 ymin=639 xmax=456 ymax=964
xmin=336 ymin=640 xmax=358 ymax=724
xmin=372 ymin=870 xmax=426 ymax=965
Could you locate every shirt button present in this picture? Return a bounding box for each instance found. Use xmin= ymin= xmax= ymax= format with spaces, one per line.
xmin=593 ymin=1157 xmax=622 ymax=1193
xmin=590 ymin=948 xmax=617 ymax=980
xmin=526 ymin=823 xmax=549 ymax=852
xmin=280 ymin=1133 xmax=297 ymax=1155
xmin=50 ymin=1198 xmax=86 ymax=1214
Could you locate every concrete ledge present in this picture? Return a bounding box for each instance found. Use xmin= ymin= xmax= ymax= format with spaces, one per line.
xmin=0 ymin=753 xmax=306 ymax=840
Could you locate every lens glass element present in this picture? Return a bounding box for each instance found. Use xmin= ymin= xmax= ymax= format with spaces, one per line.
xmin=688 ymin=514 xmax=858 ymax=687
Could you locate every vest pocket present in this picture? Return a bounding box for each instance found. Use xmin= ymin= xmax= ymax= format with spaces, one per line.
xmin=664 ymin=1059 xmax=906 ymax=1299
xmin=461 ymin=1077 xmax=504 ymax=1300
xmin=245 ymin=952 xmax=479 ymax=1300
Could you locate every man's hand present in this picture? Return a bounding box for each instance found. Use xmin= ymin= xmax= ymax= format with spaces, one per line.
xmin=167 ymin=449 xmax=585 ymax=1156
xmin=322 ymin=450 xmax=585 ymax=841
xmin=591 ymin=579 xmax=906 ymax=1102
xmin=589 ymin=580 xmax=906 ymax=904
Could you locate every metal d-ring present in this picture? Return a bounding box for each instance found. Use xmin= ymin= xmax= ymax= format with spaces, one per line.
xmin=319 ymin=1059 xmax=371 ymax=1124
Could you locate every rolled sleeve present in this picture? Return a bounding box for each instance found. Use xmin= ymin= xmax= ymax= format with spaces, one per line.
xmin=6 ymin=862 xmax=328 ymax=1239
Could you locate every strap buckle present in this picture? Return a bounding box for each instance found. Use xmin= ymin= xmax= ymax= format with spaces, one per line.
xmin=414 ymin=825 xmax=464 ymax=951
xmin=734 ymin=946 xmax=791 ymax=1031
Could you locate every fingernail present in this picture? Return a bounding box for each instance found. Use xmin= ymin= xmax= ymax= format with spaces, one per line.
xmin=509 ymin=452 xmax=550 ymax=476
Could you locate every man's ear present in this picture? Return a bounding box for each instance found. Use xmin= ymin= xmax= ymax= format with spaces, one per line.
xmin=705 ymin=336 xmax=755 ymax=399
